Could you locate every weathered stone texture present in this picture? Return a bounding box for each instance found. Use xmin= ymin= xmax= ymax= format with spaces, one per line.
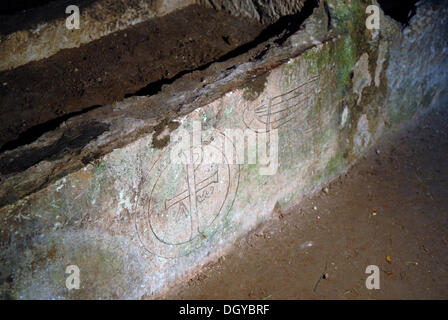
xmin=0 ymin=0 xmax=447 ymax=299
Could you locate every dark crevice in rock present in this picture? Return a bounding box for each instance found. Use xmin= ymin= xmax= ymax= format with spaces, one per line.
xmin=272 ymin=0 xmax=318 ymax=45
xmin=377 ymin=0 xmax=419 ymax=25
xmin=125 ymin=0 xmax=318 ymax=97
xmin=0 ymin=104 xmax=103 ymax=154
xmin=0 ymin=120 xmax=109 ymax=175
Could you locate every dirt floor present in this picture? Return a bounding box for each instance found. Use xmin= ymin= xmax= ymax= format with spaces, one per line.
xmin=164 ymin=106 xmax=448 ymax=300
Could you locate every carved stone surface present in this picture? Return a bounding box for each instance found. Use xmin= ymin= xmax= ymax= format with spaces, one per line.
xmin=0 ymin=0 xmax=447 ymax=299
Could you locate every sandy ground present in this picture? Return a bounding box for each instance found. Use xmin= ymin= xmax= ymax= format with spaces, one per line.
xmin=164 ymin=106 xmax=448 ymax=300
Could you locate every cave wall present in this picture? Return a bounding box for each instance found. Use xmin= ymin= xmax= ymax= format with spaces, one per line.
xmin=0 ymin=0 xmax=447 ymax=299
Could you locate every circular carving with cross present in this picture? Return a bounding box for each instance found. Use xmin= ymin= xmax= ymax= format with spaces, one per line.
xmin=135 ymin=129 xmax=240 ymax=258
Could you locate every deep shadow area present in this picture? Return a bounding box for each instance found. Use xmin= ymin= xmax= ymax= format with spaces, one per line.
xmin=378 ymin=0 xmax=419 ymax=25
xmin=1 ymin=0 xmax=72 ymax=15
xmin=0 ymin=105 xmax=102 ymax=153
xmin=1 ymin=0 xmax=76 ymax=15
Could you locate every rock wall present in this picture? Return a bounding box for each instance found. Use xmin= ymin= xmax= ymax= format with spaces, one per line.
xmin=0 ymin=0 xmax=447 ymax=299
